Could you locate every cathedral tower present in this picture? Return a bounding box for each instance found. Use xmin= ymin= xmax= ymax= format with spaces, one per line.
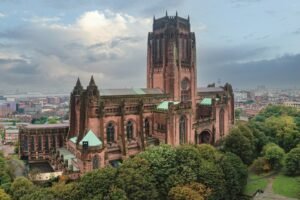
xmin=147 ymin=12 xmax=197 ymax=104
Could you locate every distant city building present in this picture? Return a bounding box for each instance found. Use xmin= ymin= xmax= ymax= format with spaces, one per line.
xmin=4 ymin=127 xmax=19 ymax=144
xmin=0 ymin=100 xmax=16 ymax=117
xmin=234 ymin=90 xmax=251 ymax=103
xmin=283 ymin=101 xmax=300 ymax=109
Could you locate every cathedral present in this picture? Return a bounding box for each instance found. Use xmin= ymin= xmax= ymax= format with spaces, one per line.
xmin=50 ymin=13 xmax=234 ymax=173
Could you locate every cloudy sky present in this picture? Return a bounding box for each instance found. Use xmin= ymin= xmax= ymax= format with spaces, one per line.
xmin=0 ymin=0 xmax=300 ymax=93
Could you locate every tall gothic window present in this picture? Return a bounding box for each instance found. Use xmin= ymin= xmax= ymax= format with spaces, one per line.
xmin=179 ymin=116 xmax=187 ymax=144
xmin=181 ymin=78 xmax=191 ymax=102
xmin=59 ymin=135 xmax=63 ymax=147
xmin=126 ymin=121 xmax=133 ymax=141
xmin=219 ymin=109 xmax=225 ymax=137
xmin=107 ymin=123 xmax=115 ymax=143
xmin=52 ymin=135 xmax=56 ymax=148
xmin=92 ymin=155 xmax=100 ymax=169
xmin=23 ymin=136 xmax=28 ymax=151
xmin=38 ymin=136 xmax=42 ymax=152
xmin=145 ymin=118 xmax=150 ymax=137
xmin=45 ymin=136 xmax=49 ymax=151
xmin=31 ymin=136 xmax=35 ymax=151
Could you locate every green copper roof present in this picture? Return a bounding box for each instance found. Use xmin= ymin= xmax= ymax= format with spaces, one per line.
xmin=79 ymin=130 xmax=102 ymax=147
xmin=69 ymin=136 xmax=77 ymax=144
xmin=133 ymin=88 xmax=145 ymax=95
xmin=157 ymin=101 xmax=179 ymax=110
xmin=200 ymin=98 xmax=212 ymax=105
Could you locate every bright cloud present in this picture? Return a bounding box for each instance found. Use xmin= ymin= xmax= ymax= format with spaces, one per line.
xmin=0 ymin=10 xmax=151 ymax=91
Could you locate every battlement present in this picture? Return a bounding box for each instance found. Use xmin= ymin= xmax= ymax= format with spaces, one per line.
xmin=153 ymin=12 xmax=190 ymax=32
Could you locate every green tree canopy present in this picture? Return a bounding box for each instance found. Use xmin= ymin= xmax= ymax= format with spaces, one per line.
xmin=10 ymin=177 xmax=35 ymax=200
xmin=116 ymin=157 xmax=158 ymax=200
xmin=262 ymin=143 xmax=285 ymax=170
xmin=168 ymin=182 xmax=211 ymax=200
xmin=0 ymin=188 xmax=11 ymax=200
xmin=223 ymin=128 xmax=254 ymax=165
xmin=285 ymin=147 xmax=300 ymax=176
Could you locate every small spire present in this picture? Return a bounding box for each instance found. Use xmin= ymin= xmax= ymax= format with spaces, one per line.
xmin=166 ymin=10 xmax=168 ymax=16
xmin=153 ymin=15 xmax=155 ymax=21
xmin=188 ymin=15 xmax=190 ymax=21
xmin=75 ymin=77 xmax=82 ymax=87
xmin=176 ymin=11 xmax=178 ymax=16
xmin=89 ymin=75 xmax=96 ymax=86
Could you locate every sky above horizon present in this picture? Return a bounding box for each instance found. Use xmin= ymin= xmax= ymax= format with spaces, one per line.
xmin=0 ymin=0 xmax=300 ymax=92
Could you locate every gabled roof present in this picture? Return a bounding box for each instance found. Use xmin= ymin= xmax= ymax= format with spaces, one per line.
xmin=157 ymin=101 xmax=179 ymax=110
xmin=199 ymin=98 xmax=212 ymax=105
xmin=79 ymin=130 xmax=102 ymax=147
xmin=198 ymin=87 xmax=224 ymax=93
xmin=69 ymin=136 xmax=77 ymax=144
xmin=100 ymin=88 xmax=164 ymax=96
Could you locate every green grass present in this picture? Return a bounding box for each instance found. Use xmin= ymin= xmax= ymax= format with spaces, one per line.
xmin=243 ymin=173 xmax=268 ymax=196
xmin=272 ymin=174 xmax=300 ymax=198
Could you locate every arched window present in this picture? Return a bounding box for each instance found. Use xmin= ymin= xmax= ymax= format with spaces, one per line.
xmin=219 ymin=109 xmax=225 ymax=137
xmin=179 ymin=116 xmax=187 ymax=144
xmin=199 ymin=131 xmax=211 ymax=144
xmin=145 ymin=118 xmax=150 ymax=137
xmin=106 ymin=123 xmax=115 ymax=143
xmin=181 ymin=78 xmax=191 ymax=102
xmin=126 ymin=121 xmax=133 ymax=140
xmin=92 ymin=155 xmax=100 ymax=169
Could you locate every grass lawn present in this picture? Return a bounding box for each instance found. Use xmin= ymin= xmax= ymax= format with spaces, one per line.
xmin=243 ymin=173 xmax=268 ymax=196
xmin=272 ymin=174 xmax=300 ymax=198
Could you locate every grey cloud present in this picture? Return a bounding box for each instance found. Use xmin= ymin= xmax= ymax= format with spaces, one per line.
xmin=8 ymin=62 xmax=38 ymax=75
xmin=200 ymin=53 xmax=300 ymax=88
xmin=198 ymin=45 xmax=272 ymax=67
xmin=292 ymin=28 xmax=300 ymax=35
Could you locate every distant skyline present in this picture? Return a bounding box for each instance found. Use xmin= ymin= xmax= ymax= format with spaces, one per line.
xmin=0 ymin=0 xmax=300 ymax=92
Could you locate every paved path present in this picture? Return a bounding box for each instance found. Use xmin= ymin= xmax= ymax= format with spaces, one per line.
xmin=254 ymin=177 xmax=298 ymax=200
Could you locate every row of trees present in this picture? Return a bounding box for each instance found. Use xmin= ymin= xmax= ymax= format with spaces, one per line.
xmin=222 ymin=105 xmax=300 ymax=176
xmin=0 ymin=144 xmax=248 ymax=200
xmin=0 ymin=152 xmax=13 ymax=194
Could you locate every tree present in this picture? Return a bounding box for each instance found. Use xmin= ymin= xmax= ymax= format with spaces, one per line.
xmin=196 ymin=160 xmax=226 ymax=200
xmin=0 ymin=188 xmax=11 ymax=200
xmin=285 ymin=147 xmax=300 ymax=176
xmin=76 ymin=167 xmax=117 ymax=200
xmin=219 ymin=152 xmax=248 ymax=200
xmin=137 ymin=145 xmax=177 ymax=198
xmin=223 ymin=128 xmax=254 ymax=165
xmin=168 ymin=182 xmax=211 ymax=200
xmin=262 ymin=143 xmax=285 ymax=170
xmin=50 ymin=182 xmax=78 ymax=200
xmin=116 ymin=157 xmax=158 ymax=200
xmin=235 ymin=109 xmax=242 ymax=120
xmin=250 ymin=157 xmax=271 ymax=174
xmin=20 ymin=188 xmax=55 ymax=200
xmin=196 ymin=144 xmax=220 ymax=162
xmin=10 ymin=177 xmax=35 ymax=200
xmin=265 ymin=116 xmax=300 ymax=151
xmin=106 ymin=186 xmax=128 ymax=200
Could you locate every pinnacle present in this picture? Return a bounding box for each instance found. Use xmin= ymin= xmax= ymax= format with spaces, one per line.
xmin=89 ymin=75 xmax=96 ymax=86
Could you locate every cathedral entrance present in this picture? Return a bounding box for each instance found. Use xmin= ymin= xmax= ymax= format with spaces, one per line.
xmin=196 ymin=130 xmax=211 ymax=144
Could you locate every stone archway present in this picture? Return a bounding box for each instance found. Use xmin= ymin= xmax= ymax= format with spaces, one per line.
xmin=196 ymin=130 xmax=212 ymax=144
